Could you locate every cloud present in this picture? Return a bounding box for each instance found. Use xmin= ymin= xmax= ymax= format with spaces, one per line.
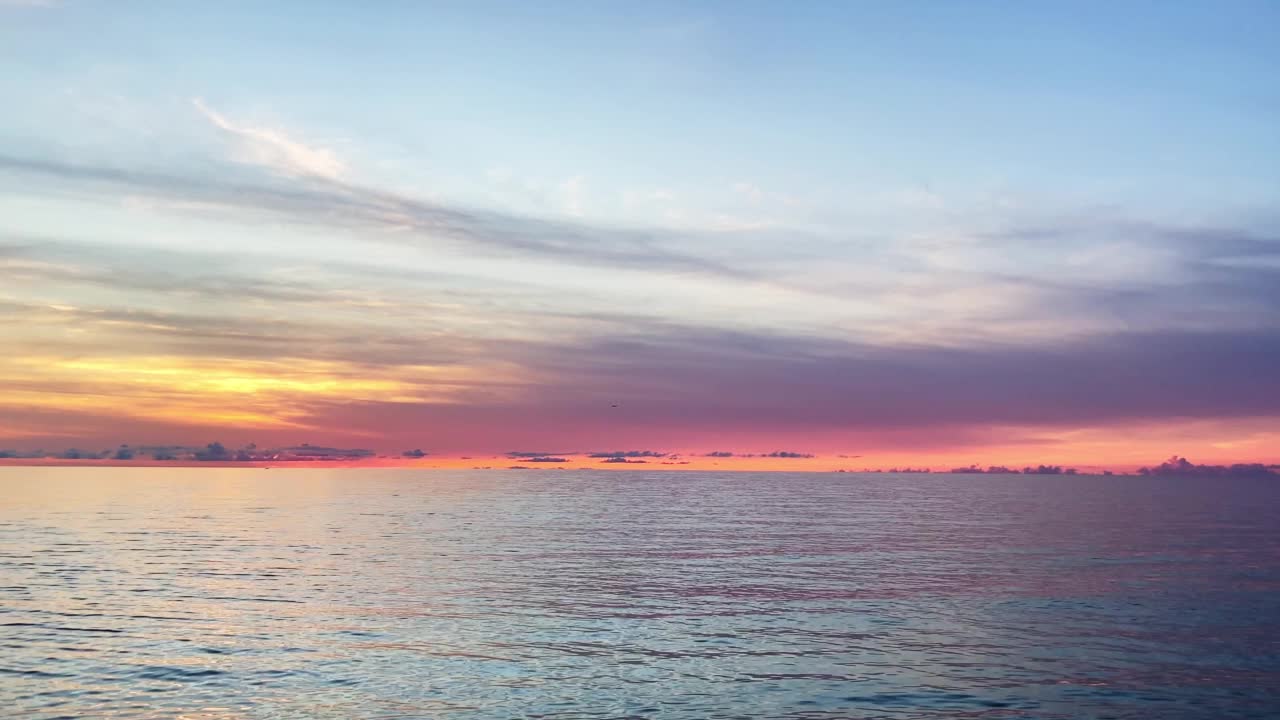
xmin=560 ymin=175 xmax=586 ymax=217
xmin=6 ymin=228 xmax=1279 ymax=450
xmin=696 ymin=450 xmax=811 ymax=458
xmin=0 ymin=236 xmax=693 ymax=352
xmin=0 ymin=153 xmax=747 ymax=279
xmin=0 ymin=241 xmax=342 ymax=305
xmin=192 ymin=99 xmax=345 ymax=180
xmin=488 ymin=323 xmax=1280 ymax=435
xmin=4 ymin=131 xmax=1279 ymax=458
xmin=0 ymin=297 xmax=479 ymax=369
xmin=586 ymin=450 xmax=667 ymax=458
xmin=8 ymin=127 xmax=1277 ymax=344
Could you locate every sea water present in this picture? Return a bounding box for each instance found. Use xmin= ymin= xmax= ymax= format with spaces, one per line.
xmin=1 ymin=468 xmax=1277 ymax=718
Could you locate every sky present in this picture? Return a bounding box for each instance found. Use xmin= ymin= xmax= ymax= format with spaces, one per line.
xmin=1 ymin=0 xmax=1278 ymax=469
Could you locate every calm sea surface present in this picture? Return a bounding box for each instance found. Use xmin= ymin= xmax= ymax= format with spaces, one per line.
xmin=1 ymin=468 xmax=1278 ymax=719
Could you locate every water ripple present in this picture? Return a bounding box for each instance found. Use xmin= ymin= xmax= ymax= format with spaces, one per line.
xmin=1 ymin=467 xmax=1278 ymax=719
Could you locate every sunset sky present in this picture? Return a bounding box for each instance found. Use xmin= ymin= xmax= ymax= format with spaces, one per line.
xmin=2 ymin=1 xmax=1278 ymax=469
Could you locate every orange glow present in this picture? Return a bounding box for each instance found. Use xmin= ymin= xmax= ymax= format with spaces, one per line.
xmin=0 ymin=353 xmax=523 ymax=432
xmin=5 ymin=417 xmax=1277 ymax=475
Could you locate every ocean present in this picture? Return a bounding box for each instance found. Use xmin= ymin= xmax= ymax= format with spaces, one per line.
xmin=1 ymin=467 xmax=1278 ymax=719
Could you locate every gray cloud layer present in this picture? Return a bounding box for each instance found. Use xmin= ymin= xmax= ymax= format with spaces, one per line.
xmin=0 ymin=153 xmax=748 ymax=279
